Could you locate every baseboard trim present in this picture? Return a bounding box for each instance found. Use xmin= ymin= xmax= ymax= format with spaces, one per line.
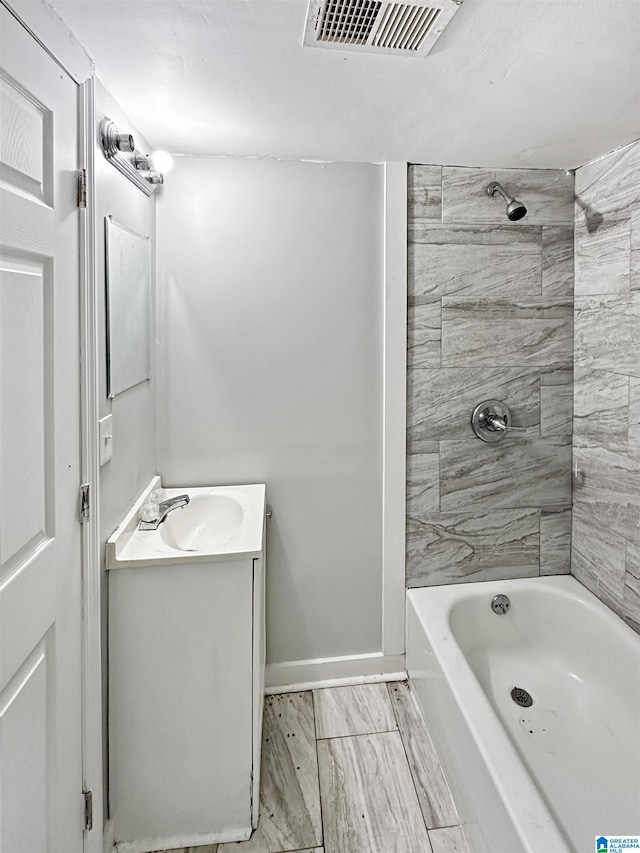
xmin=103 ymin=818 xmax=115 ymax=853
xmin=114 ymin=827 xmax=250 ymax=853
xmin=265 ymin=652 xmax=406 ymax=693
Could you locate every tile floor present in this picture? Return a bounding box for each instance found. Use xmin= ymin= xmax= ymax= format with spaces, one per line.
xmin=159 ymin=680 xmax=470 ymax=853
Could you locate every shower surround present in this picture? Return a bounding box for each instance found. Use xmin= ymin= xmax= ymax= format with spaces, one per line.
xmin=572 ymin=138 xmax=640 ymax=634
xmin=406 ymin=165 xmax=575 ymax=587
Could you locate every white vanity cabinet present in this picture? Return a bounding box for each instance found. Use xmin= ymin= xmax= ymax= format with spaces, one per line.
xmin=107 ymin=483 xmax=266 ymax=852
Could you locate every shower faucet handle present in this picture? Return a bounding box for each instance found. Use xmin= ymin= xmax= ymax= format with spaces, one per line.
xmin=484 ymin=413 xmax=528 ymax=432
xmin=471 ymin=400 xmax=526 ymax=442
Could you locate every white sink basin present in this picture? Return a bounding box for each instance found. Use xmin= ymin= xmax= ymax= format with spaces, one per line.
xmin=106 ymin=481 xmax=266 ymax=567
xmin=160 ymin=494 xmax=245 ymax=552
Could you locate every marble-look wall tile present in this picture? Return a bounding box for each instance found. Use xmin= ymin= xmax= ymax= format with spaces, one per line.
xmin=408 ymin=367 xmax=540 ymax=444
xmin=442 ymin=167 xmax=574 ymax=225
xmin=540 ymin=383 xmax=573 ymax=436
xmin=406 ymin=163 xmax=575 ymax=588
xmin=441 ymin=299 xmax=573 ymax=367
xmin=409 ymin=226 xmax=541 ymax=300
xmin=573 ymin=368 xmax=629 ymax=451
xmin=540 ymin=364 xmax=573 ymax=385
xmin=313 ymin=684 xmax=397 ymax=740
xmin=440 ymin=437 xmax=571 ymax=510
xmin=407 ymin=302 xmax=441 ymax=368
xmin=629 ymin=378 xmax=640 ymax=457
xmin=412 ymin=224 xmax=541 ymax=247
xmin=573 ymin=447 xmax=640 ymax=543
xmin=575 ymin=142 xmax=640 ymax=219
xmin=407 ymin=450 xmax=440 ymax=516
xmin=542 ymin=227 xmax=574 ymax=298
xmin=624 ymin=544 xmax=640 ymax=631
xmin=408 ymin=165 xmax=442 ymax=222
xmin=571 ymin=506 xmax=626 ymax=614
xmin=387 ymin=682 xmax=459 ymax=829
xmin=572 ymin=139 xmax=640 ymax=635
xmin=540 ymin=366 xmax=573 ymax=385
xmin=574 ymin=217 xmax=631 ymax=296
xmin=406 ymin=509 xmax=539 ymax=587
xmin=631 ymin=209 xmax=640 ymax=291
xmin=318 ymin=733 xmax=431 ymax=853
xmin=574 ymin=293 xmax=640 ymax=377
xmin=540 ymin=508 xmax=572 ymax=575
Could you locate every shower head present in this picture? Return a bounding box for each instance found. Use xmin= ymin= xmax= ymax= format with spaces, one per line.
xmin=486 ymin=182 xmax=527 ymax=221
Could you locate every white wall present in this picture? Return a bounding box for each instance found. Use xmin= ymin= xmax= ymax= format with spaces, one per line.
xmin=96 ymin=81 xmax=157 ymax=541
xmin=94 ymin=80 xmax=157 ymax=820
xmin=157 ymin=158 xmax=384 ymax=668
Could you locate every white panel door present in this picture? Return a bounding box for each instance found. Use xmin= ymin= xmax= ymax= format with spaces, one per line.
xmin=0 ymin=7 xmax=83 ymax=852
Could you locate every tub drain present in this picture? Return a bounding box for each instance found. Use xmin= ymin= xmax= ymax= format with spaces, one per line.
xmin=511 ymin=687 xmax=533 ymax=707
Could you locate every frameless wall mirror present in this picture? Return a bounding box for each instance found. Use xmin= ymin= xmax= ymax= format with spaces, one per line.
xmin=105 ymin=216 xmax=152 ymax=398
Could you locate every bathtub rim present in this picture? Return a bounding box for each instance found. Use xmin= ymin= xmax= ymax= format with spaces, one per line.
xmin=405 ymin=574 xmax=638 ymax=853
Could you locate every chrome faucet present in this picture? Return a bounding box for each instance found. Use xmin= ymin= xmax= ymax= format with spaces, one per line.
xmin=471 ymin=400 xmax=529 ymax=443
xmin=139 ymin=494 xmax=190 ymax=530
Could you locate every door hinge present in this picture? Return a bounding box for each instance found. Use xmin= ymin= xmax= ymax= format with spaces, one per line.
xmin=83 ymin=790 xmax=93 ymax=831
xmin=77 ymin=168 xmax=87 ymax=208
xmin=79 ymin=483 xmax=90 ymax=523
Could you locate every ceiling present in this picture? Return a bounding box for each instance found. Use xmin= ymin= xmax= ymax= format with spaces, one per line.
xmin=47 ymin=0 xmax=640 ymax=168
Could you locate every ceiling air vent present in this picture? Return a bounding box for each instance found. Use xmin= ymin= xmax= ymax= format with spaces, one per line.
xmin=303 ymin=0 xmax=463 ymax=57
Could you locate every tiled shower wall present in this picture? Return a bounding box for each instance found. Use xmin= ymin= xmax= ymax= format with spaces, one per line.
xmin=406 ymin=165 xmax=575 ymax=587
xmin=572 ymin=139 xmax=640 ymax=634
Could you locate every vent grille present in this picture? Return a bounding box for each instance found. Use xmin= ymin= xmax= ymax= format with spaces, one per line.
xmin=317 ymin=0 xmax=382 ymax=44
xmin=305 ymin=0 xmax=462 ymax=57
xmin=373 ymin=3 xmax=441 ymax=50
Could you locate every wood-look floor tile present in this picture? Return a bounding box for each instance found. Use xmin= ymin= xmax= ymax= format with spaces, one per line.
xmin=387 ymin=682 xmax=458 ymax=829
xmin=219 ymin=693 xmax=322 ymax=853
xmin=313 ymin=683 xmax=398 ymax=739
xmin=318 ymin=732 xmax=432 ymax=853
xmin=157 ymin=847 xmax=217 ymax=853
xmin=428 ymin=826 xmax=470 ymax=853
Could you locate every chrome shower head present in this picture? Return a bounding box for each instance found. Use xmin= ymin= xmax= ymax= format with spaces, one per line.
xmin=486 ymin=181 xmax=527 ymax=221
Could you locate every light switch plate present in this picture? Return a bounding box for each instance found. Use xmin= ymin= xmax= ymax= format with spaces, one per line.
xmin=99 ymin=414 xmax=113 ymax=466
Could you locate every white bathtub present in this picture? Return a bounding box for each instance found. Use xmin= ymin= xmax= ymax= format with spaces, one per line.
xmin=406 ymin=575 xmax=640 ymax=853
